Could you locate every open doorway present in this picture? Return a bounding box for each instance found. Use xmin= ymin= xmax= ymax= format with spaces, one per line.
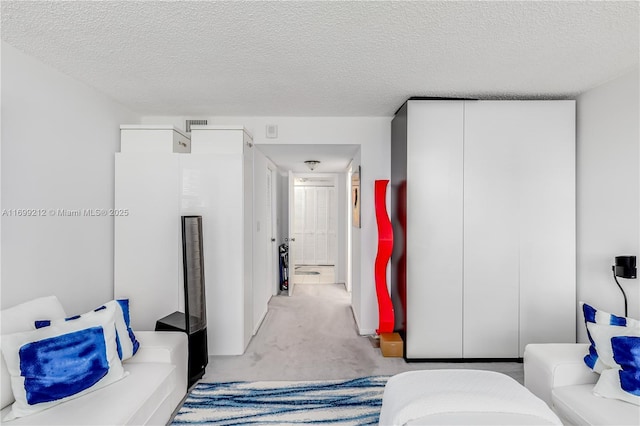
xmin=256 ymin=144 xmax=358 ymax=298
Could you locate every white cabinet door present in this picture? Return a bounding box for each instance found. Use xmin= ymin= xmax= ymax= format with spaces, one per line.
xmin=517 ymin=101 xmax=576 ymax=355
xmin=463 ymin=102 xmax=520 ymax=358
xmin=180 ymin=154 xmax=246 ymax=356
xmin=463 ymin=101 xmax=576 ymax=358
xmin=114 ymin=153 xmax=182 ymax=331
xmin=405 ymin=101 xmax=464 ymax=358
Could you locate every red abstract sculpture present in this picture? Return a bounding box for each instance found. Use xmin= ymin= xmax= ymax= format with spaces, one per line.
xmin=375 ymin=180 xmax=394 ymax=334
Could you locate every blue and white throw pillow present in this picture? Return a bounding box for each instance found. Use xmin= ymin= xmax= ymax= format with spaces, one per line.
xmin=35 ymin=299 xmax=139 ymax=361
xmin=0 ymin=303 xmax=126 ymax=421
xmin=593 ymin=336 xmax=640 ymax=406
xmin=581 ymin=302 xmax=640 ymax=373
xmin=581 ymin=302 xmax=640 ymax=405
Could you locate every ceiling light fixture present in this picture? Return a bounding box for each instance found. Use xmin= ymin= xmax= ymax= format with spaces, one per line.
xmin=304 ymin=160 xmax=320 ymax=171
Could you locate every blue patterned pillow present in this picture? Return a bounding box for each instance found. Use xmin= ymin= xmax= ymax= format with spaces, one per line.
xmin=593 ymin=336 xmax=640 ymax=405
xmin=581 ymin=302 xmax=640 ymax=405
xmin=100 ymin=300 xmax=140 ymax=360
xmin=1 ymin=304 xmax=126 ymax=421
xmin=581 ymin=302 xmax=640 ymax=373
xmin=35 ymin=299 xmax=139 ymax=361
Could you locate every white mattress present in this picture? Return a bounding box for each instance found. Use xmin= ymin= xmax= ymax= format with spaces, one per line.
xmin=1 ymin=362 xmax=176 ymax=425
xmin=552 ymin=384 xmax=640 ymax=426
xmin=379 ymin=369 xmax=562 ymax=426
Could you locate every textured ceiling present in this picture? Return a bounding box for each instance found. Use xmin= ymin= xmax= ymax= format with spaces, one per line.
xmin=2 ymin=1 xmax=638 ymax=117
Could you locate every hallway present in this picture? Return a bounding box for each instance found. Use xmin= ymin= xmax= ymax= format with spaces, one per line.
xmin=202 ymin=283 xmax=523 ymax=384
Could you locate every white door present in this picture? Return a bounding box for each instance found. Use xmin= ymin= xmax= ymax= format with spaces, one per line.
xmin=293 ymin=185 xmax=338 ymax=265
xmin=294 ymin=186 xmax=306 ymax=264
xmin=287 ymin=171 xmax=296 ymax=296
xmin=463 ymin=102 xmax=520 ymax=358
xmin=268 ymin=168 xmax=279 ymax=296
xmin=114 ymin=153 xmax=182 ymax=331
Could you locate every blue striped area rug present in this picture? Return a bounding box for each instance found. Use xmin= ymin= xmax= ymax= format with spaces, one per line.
xmin=172 ymin=376 xmax=388 ymax=425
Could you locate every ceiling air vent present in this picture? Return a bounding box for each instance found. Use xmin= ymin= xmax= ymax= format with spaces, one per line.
xmin=186 ymin=120 xmax=208 ymax=133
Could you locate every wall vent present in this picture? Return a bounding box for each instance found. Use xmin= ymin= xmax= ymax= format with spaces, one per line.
xmin=186 ymin=120 xmax=208 ymax=133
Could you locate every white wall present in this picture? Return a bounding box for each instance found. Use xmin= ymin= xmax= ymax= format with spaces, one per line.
xmin=142 ymin=115 xmax=391 ymax=335
xmin=576 ymin=68 xmax=639 ymax=341
xmin=1 ymin=42 xmax=140 ymax=312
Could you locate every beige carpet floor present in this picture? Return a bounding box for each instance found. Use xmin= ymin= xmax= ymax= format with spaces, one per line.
xmin=201 ymin=282 xmax=524 ymax=384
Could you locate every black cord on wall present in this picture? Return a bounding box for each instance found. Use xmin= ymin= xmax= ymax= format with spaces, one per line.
xmin=612 ymin=266 xmax=629 ymax=317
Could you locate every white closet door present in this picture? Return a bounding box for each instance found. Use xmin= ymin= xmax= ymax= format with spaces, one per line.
xmin=327 ymin=188 xmax=337 ymax=265
xmin=114 ymin=153 xmax=182 ymax=331
xmin=293 ymin=186 xmax=305 ymax=264
xmin=463 ymin=102 xmax=520 ymax=358
xmin=517 ymin=101 xmax=576 ymax=355
xmin=302 ymin=187 xmax=317 ymax=264
xmin=406 ymin=101 xmax=464 ymax=358
xmin=315 ymin=188 xmax=329 ymax=264
xmin=180 ymin=154 xmax=246 ymax=355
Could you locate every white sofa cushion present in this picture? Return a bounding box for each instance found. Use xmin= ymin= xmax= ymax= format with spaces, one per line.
xmin=125 ymin=331 xmax=188 ymax=398
xmin=0 ymin=362 xmax=177 ymax=425
xmin=1 ymin=303 xmax=126 ymax=421
xmin=523 ymin=343 xmax=598 ymax=407
xmin=1 ymin=296 xmax=67 ymax=410
xmin=380 ymin=370 xmax=561 ymax=425
xmin=553 ymin=384 xmax=640 ymax=426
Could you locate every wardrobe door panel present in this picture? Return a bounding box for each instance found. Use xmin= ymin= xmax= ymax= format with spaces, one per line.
xmin=405 ymin=101 xmax=464 ymax=358
xmin=180 ymin=154 xmax=245 ymax=355
xmin=518 ymin=101 xmax=576 ymax=355
xmin=114 ymin=153 xmax=182 ymax=331
xmin=463 ymin=102 xmax=520 ymax=358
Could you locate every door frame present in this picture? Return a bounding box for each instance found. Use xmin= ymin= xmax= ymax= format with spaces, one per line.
xmin=268 ymin=166 xmax=279 ymax=296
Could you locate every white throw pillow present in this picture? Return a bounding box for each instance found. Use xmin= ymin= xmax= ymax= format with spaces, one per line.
xmin=1 ymin=303 xmax=126 ymax=421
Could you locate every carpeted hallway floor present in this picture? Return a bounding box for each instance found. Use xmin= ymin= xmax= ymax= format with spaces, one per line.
xmin=201 ymin=282 xmax=523 ymax=384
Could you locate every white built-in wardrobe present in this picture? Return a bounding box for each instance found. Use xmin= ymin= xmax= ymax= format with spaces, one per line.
xmin=114 ymin=125 xmax=254 ymax=357
xmin=391 ymin=100 xmax=576 ymax=360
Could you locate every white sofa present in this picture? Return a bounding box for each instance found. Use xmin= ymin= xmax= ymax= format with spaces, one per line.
xmin=524 ymin=343 xmax=640 ymax=425
xmin=1 ymin=296 xmax=188 ymax=425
